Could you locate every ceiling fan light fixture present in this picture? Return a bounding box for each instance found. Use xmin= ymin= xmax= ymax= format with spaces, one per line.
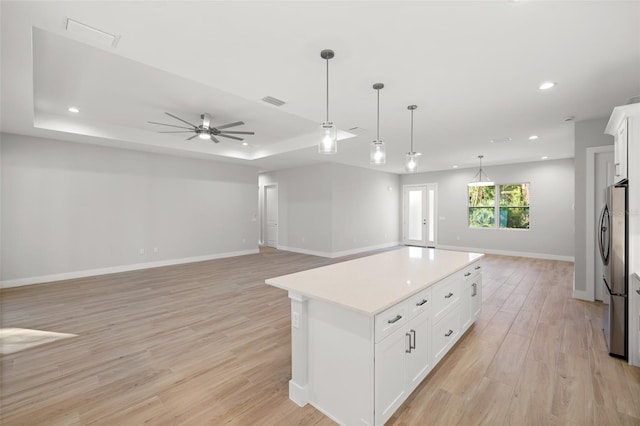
xmin=370 ymin=83 xmax=386 ymax=165
xmin=198 ymin=131 xmax=211 ymax=140
xmin=319 ymin=49 xmax=338 ymax=155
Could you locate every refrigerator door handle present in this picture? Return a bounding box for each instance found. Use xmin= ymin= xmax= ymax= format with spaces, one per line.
xmin=598 ymin=204 xmax=610 ymax=265
xmin=604 ymin=276 xmax=627 ymax=297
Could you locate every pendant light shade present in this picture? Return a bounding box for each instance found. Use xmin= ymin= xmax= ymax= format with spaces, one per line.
xmin=370 ymin=83 xmax=386 ymax=165
xmin=468 ymin=155 xmax=495 ymax=187
xmin=319 ymin=49 xmax=337 ymax=154
xmin=405 ymin=105 xmax=420 ymax=173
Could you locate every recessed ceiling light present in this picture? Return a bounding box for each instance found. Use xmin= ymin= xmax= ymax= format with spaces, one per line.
xmin=68 ymin=107 xmax=79 ymax=113
xmin=242 ymin=142 xmax=249 ymax=146
xmin=452 ymin=165 xmax=459 ymax=169
xmin=539 ymin=81 xmax=556 ymax=90
xmin=541 ymin=156 xmax=549 ymax=160
xmin=529 ymin=135 xmax=539 ymax=140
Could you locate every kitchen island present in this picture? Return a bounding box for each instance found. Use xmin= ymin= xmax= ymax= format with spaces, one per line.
xmin=266 ymin=247 xmax=483 ymax=426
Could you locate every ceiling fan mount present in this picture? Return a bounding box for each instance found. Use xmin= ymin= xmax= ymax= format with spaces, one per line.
xmin=148 ymin=112 xmax=255 ymax=143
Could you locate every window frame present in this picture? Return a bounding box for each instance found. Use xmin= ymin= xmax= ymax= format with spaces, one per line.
xmin=468 ymin=182 xmax=530 ymax=230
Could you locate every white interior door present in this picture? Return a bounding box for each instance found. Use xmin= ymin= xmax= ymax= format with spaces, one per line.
xmin=265 ymin=185 xmax=278 ymax=248
xmin=595 ymin=151 xmax=615 ymax=302
xmin=403 ymin=185 xmax=437 ymax=247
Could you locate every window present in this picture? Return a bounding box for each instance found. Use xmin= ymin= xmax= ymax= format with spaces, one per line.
xmin=499 ymin=183 xmax=530 ymax=229
xmin=468 ymin=185 xmax=495 ymax=228
xmin=468 ymin=183 xmax=529 ymax=229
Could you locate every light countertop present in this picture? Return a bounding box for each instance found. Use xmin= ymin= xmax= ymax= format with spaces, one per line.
xmin=265 ymin=247 xmax=483 ymax=315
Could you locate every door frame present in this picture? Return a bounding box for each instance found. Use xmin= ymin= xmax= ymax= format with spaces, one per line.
xmin=402 ymin=183 xmax=438 ymax=247
xmin=263 ymin=183 xmax=278 ymax=248
xmin=583 ymin=145 xmax=614 ymax=301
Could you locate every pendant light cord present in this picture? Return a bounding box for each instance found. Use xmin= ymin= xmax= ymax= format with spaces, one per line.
xmin=376 ymin=89 xmax=380 ymax=140
xmin=410 ymin=108 xmax=414 ymax=153
xmin=326 ymin=58 xmax=329 ymax=123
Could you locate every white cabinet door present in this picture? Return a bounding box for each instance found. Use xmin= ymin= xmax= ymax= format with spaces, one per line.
xmin=614 ymin=117 xmax=628 ymax=183
xmin=375 ymin=328 xmax=408 ymax=425
xmin=406 ymin=312 xmax=432 ymax=392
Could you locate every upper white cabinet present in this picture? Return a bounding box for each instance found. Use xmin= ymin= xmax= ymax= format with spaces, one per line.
xmin=606 ymin=104 xmax=636 ymax=184
xmin=614 ymin=117 xmax=628 ymax=183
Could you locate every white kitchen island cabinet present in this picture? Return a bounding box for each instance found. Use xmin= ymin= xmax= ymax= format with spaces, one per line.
xmin=266 ymin=247 xmax=483 ymax=426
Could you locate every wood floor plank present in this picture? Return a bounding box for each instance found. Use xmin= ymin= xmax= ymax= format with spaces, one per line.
xmin=1 ymin=248 xmax=639 ymax=425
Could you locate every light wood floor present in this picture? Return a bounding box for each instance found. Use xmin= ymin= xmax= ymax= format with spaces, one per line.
xmin=1 ymin=247 xmax=639 ymax=425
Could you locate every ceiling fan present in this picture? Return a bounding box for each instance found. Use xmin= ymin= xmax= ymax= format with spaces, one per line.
xmin=148 ymin=112 xmax=255 ymax=143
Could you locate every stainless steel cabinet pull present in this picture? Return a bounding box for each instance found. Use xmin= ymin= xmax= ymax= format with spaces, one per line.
xmin=444 ymin=292 xmax=454 ymax=299
xmin=410 ymin=329 xmax=416 ymax=349
xmin=464 ymin=272 xmax=471 ymax=277
xmin=636 ymin=289 xmax=640 ymax=296
xmin=416 ymin=298 xmax=428 ymax=306
xmin=388 ymin=314 xmax=402 ymax=324
xmin=474 ymin=265 xmax=481 ymax=270
xmin=472 ymin=283 xmax=477 ymax=297
xmin=445 ymin=329 xmax=453 ymax=337
xmin=406 ymin=332 xmax=412 ymax=353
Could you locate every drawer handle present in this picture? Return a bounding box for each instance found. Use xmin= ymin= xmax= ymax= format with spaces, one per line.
xmin=444 ymin=292 xmax=454 ymax=299
xmin=416 ymin=298 xmax=428 ymax=306
xmin=388 ymin=314 xmax=402 ymax=324
xmin=464 ymin=272 xmax=472 ymax=277
xmin=445 ymin=329 xmax=453 ymax=337
xmin=475 ymin=265 xmax=481 ymax=270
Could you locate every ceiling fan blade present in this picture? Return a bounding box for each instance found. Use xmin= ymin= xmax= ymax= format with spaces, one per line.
xmin=219 ymin=130 xmax=255 ymax=135
xmin=215 ymin=121 xmax=244 ymax=130
xmin=186 ymin=134 xmax=199 ymax=141
xmin=165 ymin=112 xmax=198 ymax=128
xmin=210 ymin=135 xmax=221 ymax=144
xmin=159 ymin=131 xmax=194 ymax=133
xmin=148 ymin=121 xmax=194 ymax=130
xmin=218 ymin=134 xmax=243 ymax=141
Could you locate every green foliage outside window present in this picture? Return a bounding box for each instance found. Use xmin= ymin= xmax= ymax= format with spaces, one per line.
xmin=468 ymin=185 xmax=495 ymax=228
xmin=468 ymin=183 xmax=530 ymax=229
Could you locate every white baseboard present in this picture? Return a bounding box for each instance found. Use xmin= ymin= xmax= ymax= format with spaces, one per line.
xmin=277 ymin=245 xmax=333 ymax=258
xmin=436 ymin=244 xmax=575 ymax=262
xmin=572 ymin=289 xmax=594 ymax=301
xmin=288 ymin=380 xmax=309 ymax=407
xmin=0 ymin=249 xmax=259 ymax=289
xmin=278 ymin=242 xmax=401 ymax=259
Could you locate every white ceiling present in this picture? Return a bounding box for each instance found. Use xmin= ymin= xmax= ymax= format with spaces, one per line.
xmin=2 ymin=1 xmax=639 ymax=174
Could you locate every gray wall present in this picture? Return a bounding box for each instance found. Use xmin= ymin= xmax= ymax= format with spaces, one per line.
xmin=259 ymin=163 xmax=400 ymax=256
xmin=402 ymin=158 xmax=575 ymax=259
xmin=260 ymin=163 xmax=333 ymax=253
xmin=574 ymin=117 xmax=614 ymax=292
xmin=1 ymin=133 xmax=259 ymax=285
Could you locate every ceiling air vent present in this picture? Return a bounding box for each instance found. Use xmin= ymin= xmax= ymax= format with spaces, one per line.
xmin=489 ymin=137 xmax=512 ymax=144
xmin=65 ymin=18 xmax=120 ymax=48
xmin=261 ymin=96 xmax=286 ymax=107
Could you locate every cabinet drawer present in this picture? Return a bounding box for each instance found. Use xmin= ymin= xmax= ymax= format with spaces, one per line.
xmin=375 ymin=302 xmax=407 ymax=343
xmin=432 ymin=304 xmax=461 ymax=363
xmin=432 ymin=276 xmax=461 ymax=322
xmin=461 ymin=261 xmax=482 ymax=280
xmin=407 ymin=287 xmax=432 ymax=319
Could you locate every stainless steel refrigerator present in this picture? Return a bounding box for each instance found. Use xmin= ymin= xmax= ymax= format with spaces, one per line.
xmin=598 ymin=184 xmax=628 ymax=359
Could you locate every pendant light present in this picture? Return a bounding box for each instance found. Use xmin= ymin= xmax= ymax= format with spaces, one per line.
xmin=319 ymin=49 xmax=337 ymax=154
xmin=468 ymin=155 xmax=495 ymax=187
xmin=405 ymin=105 xmax=420 ymax=173
xmin=370 ymin=83 xmax=386 ymax=165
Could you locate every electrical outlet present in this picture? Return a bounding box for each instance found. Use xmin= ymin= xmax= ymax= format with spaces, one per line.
xmin=153 ymin=247 xmax=158 ymax=253
xmin=139 ymin=248 xmax=145 ymax=255
xmin=292 ymin=312 xmax=300 ymax=328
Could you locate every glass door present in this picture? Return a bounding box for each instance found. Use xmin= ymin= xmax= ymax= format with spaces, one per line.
xmin=403 ymin=184 xmax=437 ymax=247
